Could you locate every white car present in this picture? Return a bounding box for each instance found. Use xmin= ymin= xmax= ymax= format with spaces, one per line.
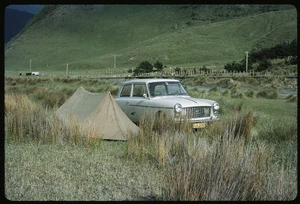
xmin=115 ymin=78 xmax=220 ymax=129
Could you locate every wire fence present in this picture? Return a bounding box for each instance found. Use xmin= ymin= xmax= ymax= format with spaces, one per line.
xmin=5 ymin=68 xmax=298 ymax=79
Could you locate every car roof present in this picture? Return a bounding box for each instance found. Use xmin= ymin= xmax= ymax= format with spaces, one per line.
xmin=122 ymin=78 xmax=180 ymax=85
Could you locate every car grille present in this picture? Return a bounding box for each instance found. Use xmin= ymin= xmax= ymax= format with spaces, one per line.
xmin=185 ymin=107 xmax=211 ymax=118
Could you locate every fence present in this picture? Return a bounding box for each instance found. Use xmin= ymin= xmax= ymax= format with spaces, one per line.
xmin=5 ymin=68 xmax=298 ymax=79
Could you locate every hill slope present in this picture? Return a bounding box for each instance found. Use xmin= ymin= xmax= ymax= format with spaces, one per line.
xmin=4 ymin=4 xmax=297 ymax=72
xmin=4 ymin=8 xmax=35 ymax=44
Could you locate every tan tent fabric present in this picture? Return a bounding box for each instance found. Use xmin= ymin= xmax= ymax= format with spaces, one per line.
xmin=56 ymin=87 xmax=139 ymax=140
xmin=56 ymin=87 xmax=106 ymax=122
xmin=85 ymin=92 xmax=139 ymax=140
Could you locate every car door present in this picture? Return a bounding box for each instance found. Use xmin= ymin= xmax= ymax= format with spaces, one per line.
xmin=116 ymin=83 xmax=133 ymax=118
xmin=126 ymin=83 xmax=149 ymax=123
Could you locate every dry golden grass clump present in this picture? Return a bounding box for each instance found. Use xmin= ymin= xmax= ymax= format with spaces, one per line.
xmin=126 ymin=109 xmax=296 ymax=200
xmin=5 ymin=93 xmax=101 ymax=146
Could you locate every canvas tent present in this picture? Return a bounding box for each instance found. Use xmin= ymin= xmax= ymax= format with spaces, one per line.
xmin=56 ymin=87 xmax=139 ymax=140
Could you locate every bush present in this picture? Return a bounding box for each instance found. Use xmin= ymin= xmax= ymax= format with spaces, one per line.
xmin=133 ymin=61 xmax=153 ymax=75
xmin=250 ymin=40 xmax=297 ymax=63
xmin=199 ymin=65 xmax=210 ymax=73
xmin=224 ymin=61 xmax=244 ymax=72
xmin=174 ymin=67 xmax=181 ymax=72
xmin=133 ymin=60 xmax=164 ymax=75
xmin=256 ymin=57 xmax=272 ymax=72
xmin=153 ymin=60 xmax=163 ymax=71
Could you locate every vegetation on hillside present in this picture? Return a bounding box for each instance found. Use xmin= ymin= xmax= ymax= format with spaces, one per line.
xmin=4 ymin=5 xmax=297 ymax=72
xmin=250 ymin=40 xmax=297 ymax=63
xmin=130 ymin=60 xmax=164 ymax=75
xmin=224 ymin=40 xmax=297 ymax=72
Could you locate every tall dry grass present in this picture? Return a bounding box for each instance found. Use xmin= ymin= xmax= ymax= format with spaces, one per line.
xmin=126 ymin=110 xmax=296 ymax=200
xmin=126 ymin=112 xmax=192 ymax=166
xmin=5 ymin=93 xmax=101 ymax=147
xmin=162 ymin=124 xmax=268 ymax=200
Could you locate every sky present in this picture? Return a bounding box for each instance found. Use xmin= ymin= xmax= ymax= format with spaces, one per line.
xmin=6 ymin=4 xmax=44 ymax=14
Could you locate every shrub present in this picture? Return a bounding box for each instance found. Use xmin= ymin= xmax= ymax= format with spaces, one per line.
xmin=199 ymin=65 xmax=210 ymax=73
xmin=256 ymin=57 xmax=272 ymax=72
xmin=133 ymin=61 xmax=153 ymax=75
xmin=153 ymin=60 xmax=164 ymax=71
xmin=174 ymin=67 xmax=181 ymax=72
xmin=224 ymin=61 xmax=244 ymax=72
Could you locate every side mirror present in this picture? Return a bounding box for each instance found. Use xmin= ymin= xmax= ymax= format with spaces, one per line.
xmin=143 ymin=93 xmax=148 ymax=99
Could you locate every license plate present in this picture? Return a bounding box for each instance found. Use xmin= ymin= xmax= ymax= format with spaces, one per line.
xmin=193 ymin=122 xmax=206 ymax=129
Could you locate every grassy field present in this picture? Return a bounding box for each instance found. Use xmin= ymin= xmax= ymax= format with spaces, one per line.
xmin=5 ymin=142 xmax=163 ymax=201
xmin=4 ymin=76 xmax=297 ymax=201
xmin=5 ymin=5 xmax=296 ymax=71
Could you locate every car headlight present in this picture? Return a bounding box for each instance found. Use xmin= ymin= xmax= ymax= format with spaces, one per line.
xmin=174 ymin=103 xmax=182 ymax=113
xmin=213 ymin=102 xmax=219 ymax=110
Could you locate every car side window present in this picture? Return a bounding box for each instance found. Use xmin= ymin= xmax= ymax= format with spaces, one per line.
xmin=132 ymin=84 xmax=146 ymax=97
xmin=120 ymin=84 xmax=131 ymax=97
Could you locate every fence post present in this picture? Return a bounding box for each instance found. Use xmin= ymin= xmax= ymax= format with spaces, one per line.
xmin=66 ymin=64 xmax=68 ymax=76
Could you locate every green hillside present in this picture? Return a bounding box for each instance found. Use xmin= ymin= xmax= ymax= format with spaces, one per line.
xmin=4 ymin=4 xmax=297 ymax=72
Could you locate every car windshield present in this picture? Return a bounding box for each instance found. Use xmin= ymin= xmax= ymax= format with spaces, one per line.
xmin=148 ymin=82 xmax=188 ymax=97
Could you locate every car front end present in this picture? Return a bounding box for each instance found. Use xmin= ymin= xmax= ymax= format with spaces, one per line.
xmin=172 ymin=98 xmax=220 ymax=129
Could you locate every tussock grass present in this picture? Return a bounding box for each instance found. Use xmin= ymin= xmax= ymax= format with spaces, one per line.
xmin=221 ymin=89 xmax=231 ymax=97
xmin=244 ymin=89 xmax=256 ymax=98
xmin=256 ymin=89 xmax=279 ymax=99
xmin=285 ymin=94 xmax=297 ymax=103
xmin=183 ymin=77 xmax=208 ymax=86
xmin=126 ymin=108 xmax=296 ymax=200
xmin=217 ymin=78 xmax=236 ymax=88
xmin=5 ymin=77 xmax=119 ymax=108
xmin=127 ymin=113 xmax=192 ymax=166
xmin=257 ymin=117 xmax=297 ymax=144
xmin=207 ymin=111 xmax=254 ymax=141
xmin=39 ymin=89 xmax=69 ymax=108
xmin=162 ymin=136 xmax=271 ymax=200
xmin=5 ymin=77 xmax=297 ymax=200
xmin=5 ymin=93 xmax=100 ymax=146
